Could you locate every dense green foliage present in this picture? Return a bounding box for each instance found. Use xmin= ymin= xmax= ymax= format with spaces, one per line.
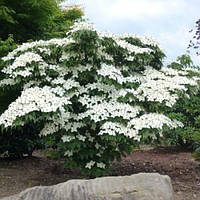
xmin=0 ymin=35 xmax=17 ymax=58
xmin=43 ymin=5 xmax=84 ymax=39
xmin=0 ymin=124 xmax=44 ymax=158
xmin=0 ymin=0 xmax=83 ymax=42
xmin=0 ymin=0 xmax=58 ymax=41
xmin=155 ymin=55 xmax=200 ymax=150
xmin=0 ymin=35 xmax=17 ymax=79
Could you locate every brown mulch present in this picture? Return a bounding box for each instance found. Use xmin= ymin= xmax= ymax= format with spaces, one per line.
xmin=0 ymin=146 xmax=200 ymax=200
xmin=112 ymin=146 xmax=200 ymax=200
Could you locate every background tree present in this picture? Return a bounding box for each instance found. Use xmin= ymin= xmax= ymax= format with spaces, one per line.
xmin=0 ymin=0 xmax=84 ymax=42
xmin=189 ymin=19 xmax=200 ymax=56
xmin=43 ymin=5 xmax=84 ymax=39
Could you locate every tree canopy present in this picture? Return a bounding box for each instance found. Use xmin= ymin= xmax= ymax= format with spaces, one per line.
xmin=0 ymin=0 xmax=84 ymax=42
xmin=0 ymin=22 xmax=199 ymax=175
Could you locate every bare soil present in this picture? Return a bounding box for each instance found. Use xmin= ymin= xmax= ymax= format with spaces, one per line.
xmin=0 ymin=146 xmax=200 ymax=200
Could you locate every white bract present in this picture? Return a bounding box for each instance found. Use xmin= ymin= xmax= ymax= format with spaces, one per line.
xmin=0 ymin=21 xmax=199 ymax=173
xmin=0 ymin=78 xmax=16 ymax=87
xmin=85 ymin=160 xmax=96 ymax=169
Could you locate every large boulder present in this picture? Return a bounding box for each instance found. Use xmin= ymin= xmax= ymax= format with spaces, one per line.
xmin=1 ymin=173 xmax=174 ymax=200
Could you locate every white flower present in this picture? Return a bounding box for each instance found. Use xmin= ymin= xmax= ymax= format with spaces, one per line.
xmin=76 ymin=134 xmax=86 ymax=142
xmin=115 ymin=39 xmax=153 ymax=54
xmin=95 ymin=143 xmax=101 ymax=149
xmin=119 ymin=34 xmax=160 ymax=47
xmin=68 ymin=21 xmax=95 ymax=34
xmin=62 ymin=135 xmax=75 ymax=143
xmin=85 ymin=160 xmax=95 ymax=169
xmin=2 ymin=52 xmax=43 ymax=76
xmin=97 ymin=64 xmax=141 ymax=85
xmin=97 ymin=162 xmax=106 ymax=169
xmin=99 ymin=121 xmax=140 ymax=140
xmin=64 ymin=150 xmax=73 ymax=157
xmin=2 ymin=38 xmax=74 ymax=61
xmin=40 ymin=122 xmax=59 ymax=136
xmin=0 ymin=78 xmax=16 ymax=87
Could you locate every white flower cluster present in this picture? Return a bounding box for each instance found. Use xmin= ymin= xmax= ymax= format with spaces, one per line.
xmin=38 ymin=47 xmax=51 ymax=55
xmin=97 ymin=162 xmax=106 ymax=169
xmin=2 ymin=52 xmax=43 ymax=77
xmin=161 ymin=67 xmax=188 ymax=76
xmin=98 ymin=31 xmax=118 ymax=40
xmin=97 ymin=64 xmax=123 ymax=83
xmin=79 ymin=82 xmax=116 ymax=95
xmin=85 ymin=160 xmax=95 ymax=169
xmin=2 ymin=38 xmax=74 ymax=61
xmin=97 ymin=64 xmax=141 ymax=85
xmin=40 ymin=122 xmax=59 ymax=136
xmin=99 ymin=121 xmax=140 ymax=140
xmin=0 ymin=86 xmax=71 ymax=127
xmin=79 ymin=96 xmax=142 ymax=122
xmin=115 ymin=39 xmax=153 ymax=54
xmin=23 ymin=80 xmax=39 ymax=89
xmin=0 ymin=78 xmax=16 ymax=87
xmin=64 ymin=150 xmax=73 ymax=157
xmin=62 ymin=79 xmax=80 ymax=91
xmin=62 ymin=135 xmax=75 ymax=143
xmin=139 ymin=35 xmax=160 ymax=47
xmin=128 ymin=113 xmax=183 ymax=131
xmin=132 ymin=67 xmax=199 ymax=107
xmin=68 ymin=22 xmax=158 ymax=57
xmin=76 ymin=134 xmax=86 ymax=142
xmin=39 ymin=110 xmax=72 ymax=137
xmin=98 ymin=113 xmax=182 ymax=140
xmin=63 ymin=122 xmax=85 ymax=133
xmin=78 ymin=82 xmax=133 ymax=102
xmin=68 ymin=21 xmax=95 ymax=34
xmin=119 ymin=33 xmax=160 ymax=47
xmin=184 ymin=67 xmax=200 ymax=73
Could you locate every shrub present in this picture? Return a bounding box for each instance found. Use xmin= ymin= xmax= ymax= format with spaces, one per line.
xmin=0 ymin=36 xmax=44 ymax=157
xmin=158 ymin=55 xmax=200 ymax=149
xmin=0 ymin=22 xmax=199 ymax=176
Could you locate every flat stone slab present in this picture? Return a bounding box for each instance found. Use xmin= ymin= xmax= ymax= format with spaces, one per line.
xmin=1 ymin=173 xmax=174 ymax=200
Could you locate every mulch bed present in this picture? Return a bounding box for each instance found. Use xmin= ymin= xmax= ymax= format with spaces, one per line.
xmin=0 ymin=146 xmax=200 ymax=200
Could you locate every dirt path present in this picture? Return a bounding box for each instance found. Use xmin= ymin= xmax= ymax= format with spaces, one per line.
xmin=0 ymin=146 xmax=200 ymax=200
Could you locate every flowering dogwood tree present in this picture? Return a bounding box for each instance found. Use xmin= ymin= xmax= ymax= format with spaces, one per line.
xmin=0 ymin=22 xmax=199 ymax=176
